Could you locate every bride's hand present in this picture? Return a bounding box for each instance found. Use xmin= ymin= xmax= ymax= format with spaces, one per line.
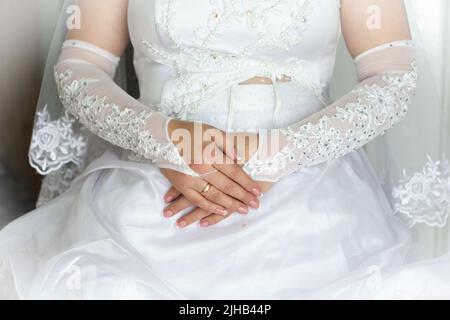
xmin=161 ymin=168 xmax=264 ymax=228
xmin=167 ymin=120 xmax=260 ymax=168
xmin=162 ymin=179 xmax=272 ymax=228
xmin=163 ymin=120 xmax=262 ymax=227
xmin=168 ymin=119 xmax=235 ymax=166
xmin=162 ymin=127 xmax=269 ymax=228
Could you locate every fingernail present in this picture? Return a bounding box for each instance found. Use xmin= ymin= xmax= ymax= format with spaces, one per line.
xmin=249 ymin=200 xmax=259 ymax=209
xmin=215 ymin=208 xmax=228 ymax=216
xmin=238 ymin=206 xmax=249 ymax=215
xmin=163 ymin=210 xmax=173 ymax=217
xmin=252 ymin=188 xmax=262 ymax=197
xmin=200 ymin=221 xmax=209 ymax=228
xmin=164 ymin=195 xmax=173 ymax=203
xmin=177 ymin=221 xmax=187 ymax=228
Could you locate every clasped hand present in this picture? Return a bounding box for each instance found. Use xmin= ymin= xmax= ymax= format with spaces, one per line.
xmin=161 ymin=119 xmax=272 ymax=228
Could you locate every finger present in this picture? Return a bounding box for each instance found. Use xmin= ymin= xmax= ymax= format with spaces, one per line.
xmin=182 ymin=189 xmax=228 ymax=218
xmin=164 ymin=186 xmax=182 ymax=203
xmin=163 ymin=196 xmax=192 ymax=217
xmin=206 ymin=128 xmax=238 ymax=161
xmin=177 ymin=208 xmax=211 ymax=228
xmin=213 ymin=162 xmax=262 ymax=198
xmin=203 ymin=185 xmax=250 ymax=214
xmin=200 ymin=213 xmax=231 ymax=228
xmin=204 ymin=171 xmax=258 ymax=209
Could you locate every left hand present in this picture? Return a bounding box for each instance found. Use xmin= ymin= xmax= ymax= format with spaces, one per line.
xmin=163 ymin=129 xmax=272 ymax=228
xmin=162 ymin=168 xmax=273 ymax=228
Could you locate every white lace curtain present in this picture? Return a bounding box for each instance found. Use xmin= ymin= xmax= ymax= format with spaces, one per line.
xmin=333 ymin=0 xmax=450 ymax=259
xmin=412 ymin=0 xmax=450 ymax=257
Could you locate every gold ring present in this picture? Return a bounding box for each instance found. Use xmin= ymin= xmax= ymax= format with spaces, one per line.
xmin=200 ymin=183 xmax=212 ymax=196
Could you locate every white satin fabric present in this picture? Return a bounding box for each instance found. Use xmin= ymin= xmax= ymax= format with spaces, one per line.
xmin=1 ymin=82 xmax=450 ymax=299
xmin=1 ymin=0 xmax=450 ymax=299
xmin=130 ymin=0 xmax=340 ymax=120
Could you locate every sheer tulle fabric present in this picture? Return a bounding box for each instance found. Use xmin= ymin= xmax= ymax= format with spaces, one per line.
xmin=56 ymin=40 xmax=196 ymax=176
xmin=1 ymin=0 xmax=450 ymax=299
xmin=2 ymin=82 xmax=450 ymax=299
xmin=244 ymin=44 xmax=417 ymax=181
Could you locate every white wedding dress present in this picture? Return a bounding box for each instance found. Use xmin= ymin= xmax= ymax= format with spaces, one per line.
xmin=1 ymin=0 xmax=450 ymax=299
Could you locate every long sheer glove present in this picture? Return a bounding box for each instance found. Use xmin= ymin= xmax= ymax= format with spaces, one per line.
xmin=243 ymin=42 xmax=417 ymax=182
xmin=55 ymin=40 xmax=197 ymax=176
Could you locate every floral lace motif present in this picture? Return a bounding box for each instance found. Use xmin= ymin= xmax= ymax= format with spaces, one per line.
xmin=29 ymin=105 xmax=87 ymax=175
xmin=148 ymin=0 xmax=323 ymax=120
xmin=36 ymin=163 xmax=80 ymax=207
xmin=243 ymin=65 xmax=418 ymax=178
xmin=144 ymin=38 xmax=326 ymax=119
xmin=195 ymin=0 xmax=315 ymax=53
xmin=54 ymin=69 xmax=186 ymax=167
xmin=393 ymin=157 xmax=450 ymax=228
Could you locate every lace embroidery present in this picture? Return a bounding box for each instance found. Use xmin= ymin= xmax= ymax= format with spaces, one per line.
xmin=243 ymin=64 xmax=417 ymax=178
xmin=29 ymin=105 xmax=87 ymax=175
xmin=54 ymin=69 xmax=186 ymax=167
xmin=149 ymin=0 xmax=322 ymax=120
xmin=144 ymin=38 xmax=326 ymax=119
xmin=393 ymin=156 xmax=450 ymax=228
xmin=36 ymin=163 xmax=80 ymax=207
xmin=195 ymin=0 xmax=315 ymax=53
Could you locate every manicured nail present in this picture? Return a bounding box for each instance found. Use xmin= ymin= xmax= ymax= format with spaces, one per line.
xmin=252 ymin=188 xmax=262 ymax=197
xmin=249 ymin=200 xmax=259 ymax=209
xmin=215 ymin=208 xmax=228 ymax=216
xmin=200 ymin=221 xmax=209 ymax=228
xmin=177 ymin=221 xmax=187 ymax=228
xmin=238 ymin=206 xmax=249 ymax=215
xmin=163 ymin=210 xmax=173 ymax=218
xmin=164 ymin=195 xmax=174 ymax=203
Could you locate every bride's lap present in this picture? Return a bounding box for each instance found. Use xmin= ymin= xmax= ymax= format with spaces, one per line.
xmin=0 ymin=148 xmax=412 ymax=298
xmin=82 ymin=150 xmax=410 ymax=291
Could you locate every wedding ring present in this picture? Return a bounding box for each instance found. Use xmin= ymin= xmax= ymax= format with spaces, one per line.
xmin=200 ymin=183 xmax=212 ymax=196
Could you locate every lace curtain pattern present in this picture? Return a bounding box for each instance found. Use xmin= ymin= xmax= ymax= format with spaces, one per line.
xmin=393 ymin=157 xmax=450 ymax=228
xmin=368 ymin=0 xmax=450 ymax=254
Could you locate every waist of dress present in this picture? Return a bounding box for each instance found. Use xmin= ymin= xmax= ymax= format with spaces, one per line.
xmin=140 ymin=40 xmax=330 ymax=127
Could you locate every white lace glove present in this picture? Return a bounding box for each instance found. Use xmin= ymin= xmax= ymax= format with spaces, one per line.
xmin=55 ymin=40 xmax=197 ymax=176
xmin=244 ymin=42 xmax=417 ymax=181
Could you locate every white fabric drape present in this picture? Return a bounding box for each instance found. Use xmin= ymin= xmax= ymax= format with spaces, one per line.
xmin=31 ymin=0 xmax=450 ymax=259
xmin=332 ymin=0 xmax=450 ymax=259
xmin=371 ymin=0 xmax=450 ymax=258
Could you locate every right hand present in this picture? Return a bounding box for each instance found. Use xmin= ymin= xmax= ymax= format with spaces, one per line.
xmin=164 ymin=120 xmax=262 ymax=227
xmin=168 ymin=119 xmax=250 ymax=166
xmin=162 ymin=172 xmax=271 ymax=229
xmin=167 ymin=118 xmax=259 ymax=174
xmin=161 ymin=168 xmax=262 ymax=225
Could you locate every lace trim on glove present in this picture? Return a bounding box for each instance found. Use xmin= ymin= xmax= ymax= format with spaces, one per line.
xmin=55 ymin=69 xmax=186 ymax=167
xmin=243 ymin=63 xmax=417 ymax=179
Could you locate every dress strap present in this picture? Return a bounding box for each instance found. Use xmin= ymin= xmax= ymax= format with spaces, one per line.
xmin=271 ymin=76 xmax=283 ymax=128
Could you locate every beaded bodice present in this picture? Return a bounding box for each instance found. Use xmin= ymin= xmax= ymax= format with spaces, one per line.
xmin=128 ymin=0 xmax=341 ymax=122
